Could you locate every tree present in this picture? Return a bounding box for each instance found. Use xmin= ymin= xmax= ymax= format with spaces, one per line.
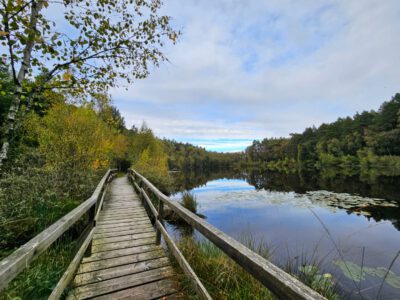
xmin=36 ymin=103 xmax=112 ymax=171
xmin=0 ymin=0 xmax=179 ymax=166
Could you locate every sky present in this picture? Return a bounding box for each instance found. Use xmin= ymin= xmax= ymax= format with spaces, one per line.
xmin=63 ymin=1 xmax=400 ymax=152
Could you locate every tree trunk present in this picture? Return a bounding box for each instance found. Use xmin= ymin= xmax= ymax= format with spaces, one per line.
xmin=0 ymin=0 xmax=44 ymax=168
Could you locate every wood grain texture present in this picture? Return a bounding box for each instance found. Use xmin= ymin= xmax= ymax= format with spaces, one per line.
xmin=66 ymin=175 xmax=181 ymax=299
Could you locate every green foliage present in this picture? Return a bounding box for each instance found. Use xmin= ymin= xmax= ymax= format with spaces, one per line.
xmin=0 ymin=66 xmax=13 ymax=125
xmin=0 ymin=149 xmax=100 ymax=248
xmin=36 ymin=103 xmax=113 ymax=171
xmin=244 ymin=93 xmax=400 ymax=175
xmin=129 ymin=124 xmax=172 ymax=193
xmin=163 ymin=139 xmax=240 ymax=172
xmin=298 ymin=266 xmax=339 ymax=300
xmin=0 ymin=0 xmax=180 ymax=95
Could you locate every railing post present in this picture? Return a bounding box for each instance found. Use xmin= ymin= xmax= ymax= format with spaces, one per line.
xmin=156 ymin=196 xmax=164 ymax=245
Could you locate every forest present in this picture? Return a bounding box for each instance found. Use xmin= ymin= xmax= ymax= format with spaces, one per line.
xmin=242 ymin=93 xmax=400 ymax=175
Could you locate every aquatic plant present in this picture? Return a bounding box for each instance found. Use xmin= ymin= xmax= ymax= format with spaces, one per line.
xmin=180 ymin=192 xmax=198 ymax=214
xmin=333 ymin=260 xmax=400 ymax=288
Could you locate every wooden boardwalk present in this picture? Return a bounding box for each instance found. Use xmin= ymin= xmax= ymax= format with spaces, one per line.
xmin=67 ymin=176 xmax=181 ymax=299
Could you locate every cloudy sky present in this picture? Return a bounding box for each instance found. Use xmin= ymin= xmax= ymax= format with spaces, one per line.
xmin=111 ymin=0 xmax=400 ymax=152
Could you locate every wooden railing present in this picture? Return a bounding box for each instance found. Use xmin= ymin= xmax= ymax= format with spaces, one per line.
xmin=0 ymin=169 xmax=116 ymax=294
xmin=129 ymin=168 xmax=326 ymax=300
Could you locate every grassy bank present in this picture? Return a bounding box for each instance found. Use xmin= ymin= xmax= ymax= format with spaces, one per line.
xmin=172 ymin=236 xmax=340 ymax=300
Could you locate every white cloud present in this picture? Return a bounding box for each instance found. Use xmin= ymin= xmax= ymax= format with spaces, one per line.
xmin=110 ymin=0 xmax=400 ymax=149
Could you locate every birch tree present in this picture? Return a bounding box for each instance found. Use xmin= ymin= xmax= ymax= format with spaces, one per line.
xmin=0 ymin=0 xmax=179 ymax=167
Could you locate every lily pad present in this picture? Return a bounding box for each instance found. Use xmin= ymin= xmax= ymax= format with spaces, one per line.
xmin=333 ymin=260 xmax=400 ymax=288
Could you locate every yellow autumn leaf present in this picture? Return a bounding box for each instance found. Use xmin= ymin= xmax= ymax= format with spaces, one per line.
xmin=0 ymin=31 xmax=10 ymax=37
xmin=63 ymin=72 xmax=72 ymax=81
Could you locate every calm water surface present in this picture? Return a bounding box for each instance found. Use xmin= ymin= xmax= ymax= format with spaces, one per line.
xmin=169 ymin=170 xmax=400 ymax=299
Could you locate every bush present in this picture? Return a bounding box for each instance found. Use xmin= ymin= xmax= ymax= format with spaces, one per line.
xmin=0 ymin=151 xmax=103 ymax=249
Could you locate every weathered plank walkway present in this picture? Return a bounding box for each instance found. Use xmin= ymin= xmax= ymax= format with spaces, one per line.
xmin=67 ymin=176 xmax=181 ymax=299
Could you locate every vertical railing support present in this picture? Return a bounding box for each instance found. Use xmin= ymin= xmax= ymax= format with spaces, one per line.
xmin=156 ymin=196 xmax=164 ymax=245
xmin=87 ymin=204 xmax=96 ymax=255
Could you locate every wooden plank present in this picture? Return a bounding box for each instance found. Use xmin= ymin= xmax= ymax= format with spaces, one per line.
xmin=131 ymin=169 xmax=326 ymax=300
xmin=48 ymin=228 xmax=95 ymax=300
xmin=95 ymin=220 xmax=152 ymax=229
xmin=92 ymin=278 xmax=179 ymax=300
xmin=98 ymin=214 xmax=147 ymax=221
xmin=105 ymin=201 xmax=138 ymax=205
xmin=92 ymin=237 xmax=155 ymax=253
xmin=156 ymin=220 xmax=211 ymax=300
xmin=75 ymin=256 xmax=170 ymax=285
xmin=97 ymin=214 xmax=147 ymax=221
xmin=92 ymin=232 xmax=155 ymax=246
xmin=103 ymin=204 xmax=142 ymax=209
xmin=98 ymin=212 xmax=148 ymax=218
xmin=66 ymin=266 xmax=175 ymax=299
xmin=77 ymin=249 xmax=166 ymax=274
xmin=99 ymin=211 xmax=146 ymax=218
xmin=98 ymin=212 xmax=146 ymax=218
xmin=93 ymin=227 xmax=154 ymax=239
xmin=96 ymin=217 xmax=149 ymax=225
xmin=99 ymin=208 xmax=146 ymax=214
xmin=94 ymin=224 xmax=153 ymax=234
xmin=96 ymin=218 xmax=151 ymax=225
xmin=82 ymin=244 xmax=162 ymax=263
xmin=0 ymin=169 xmax=114 ymax=291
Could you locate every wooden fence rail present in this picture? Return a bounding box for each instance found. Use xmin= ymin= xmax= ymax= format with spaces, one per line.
xmin=128 ymin=168 xmax=326 ymax=300
xmin=0 ymin=169 xmax=116 ymax=292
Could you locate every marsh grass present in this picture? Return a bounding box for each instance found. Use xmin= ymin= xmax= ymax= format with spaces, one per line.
xmin=173 ymin=236 xmax=275 ymax=300
xmin=170 ymin=232 xmax=341 ymax=300
xmin=164 ymin=192 xmax=206 ymax=223
xmin=0 ymin=157 xmax=103 ymax=299
xmin=0 ymin=237 xmax=77 ymax=300
xmin=180 ymin=192 xmax=198 ymax=214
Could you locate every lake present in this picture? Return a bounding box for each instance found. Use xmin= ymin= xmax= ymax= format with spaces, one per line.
xmin=169 ymin=170 xmax=400 ymax=299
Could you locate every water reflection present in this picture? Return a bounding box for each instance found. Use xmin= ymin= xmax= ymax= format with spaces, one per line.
xmin=170 ymin=169 xmax=400 ymax=299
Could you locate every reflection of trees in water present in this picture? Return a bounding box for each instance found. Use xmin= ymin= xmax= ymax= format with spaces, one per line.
xmin=245 ymin=169 xmax=400 ymax=230
xmin=245 ymin=169 xmax=400 ymax=203
xmin=173 ymin=168 xmax=400 ymax=231
xmin=170 ymin=168 xmax=243 ymax=194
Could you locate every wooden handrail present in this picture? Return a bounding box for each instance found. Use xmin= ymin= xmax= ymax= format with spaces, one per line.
xmin=0 ymin=169 xmax=116 ymax=291
xmin=130 ymin=174 xmax=211 ymax=300
xmin=129 ymin=169 xmax=326 ymax=300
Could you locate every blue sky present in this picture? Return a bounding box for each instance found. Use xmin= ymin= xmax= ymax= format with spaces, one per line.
xmin=110 ymin=0 xmax=400 ymax=152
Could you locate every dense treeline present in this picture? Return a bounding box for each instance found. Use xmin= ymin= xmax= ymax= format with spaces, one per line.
xmin=243 ymin=94 xmax=400 ymax=174
xmin=163 ymin=139 xmax=240 ymax=172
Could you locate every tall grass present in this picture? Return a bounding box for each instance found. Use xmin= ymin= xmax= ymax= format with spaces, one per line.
xmin=180 ymin=192 xmax=198 ymax=214
xmin=172 ymin=233 xmax=340 ymax=300
xmin=175 ymin=236 xmax=275 ymax=300
xmin=0 ymin=238 xmax=77 ymax=300
xmin=0 ymin=152 xmax=104 ymax=299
